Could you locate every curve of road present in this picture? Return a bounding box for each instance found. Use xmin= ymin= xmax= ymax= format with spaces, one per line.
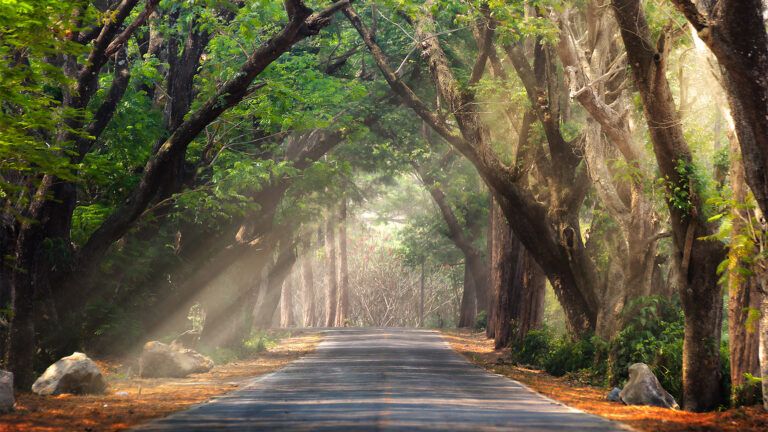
xmin=136 ymin=328 xmax=630 ymax=431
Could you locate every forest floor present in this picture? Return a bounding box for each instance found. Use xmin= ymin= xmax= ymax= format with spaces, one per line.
xmin=0 ymin=330 xmax=322 ymax=432
xmin=442 ymin=329 xmax=768 ymax=432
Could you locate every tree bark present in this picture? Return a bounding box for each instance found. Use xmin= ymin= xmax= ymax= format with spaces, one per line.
xmin=612 ymin=0 xmax=726 ymax=411
xmin=335 ymin=199 xmax=350 ymax=327
xmin=728 ymin=128 xmax=762 ymax=404
xmin=324 ymin=216 xmax=338 ymax=327
xmin=491 ymin=199 xmax=546 ymax=349
xmin=458 ymin=264 xmax=476 ymax=328
xmin=490 ymin=199 xmax=520 ymax=348
xmin=280 ymin=272 xmax=295 ymax=328
xmin=301 ymin=239 xmax=317 ymax=327
xmin=760 ymin=291 xmax=768 ymax=411
xmin=486 ymin=200 xmax=496 ymax=339
xmin=518 ymin=251 xmax=546 ymax=343
xmin=252 ymin=239 xmax=297 ymax=329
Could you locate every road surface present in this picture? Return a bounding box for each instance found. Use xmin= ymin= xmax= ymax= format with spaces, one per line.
xmin=136 ymin=328 xmax=629 ymax=431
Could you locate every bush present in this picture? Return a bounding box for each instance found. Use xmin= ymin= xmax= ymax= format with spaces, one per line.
xmin=516 ymin=327 xmax=555 ymax=366
xmin=544 ymin=335 xmax=601 ymax=377
xmin=200 ymin=330 xmax=280 ymax=365
xmin=732 ymin=373 xmax=764 ymax=407
xmin=511 ymin=296 xmax=732 ymax=406
xmin=242 ymin=330 xmax=278 ymax=356
xmin=608 ymin=296 xmax=684 ymax=398
xmin=474 ymin=310 xmax=488 ymax=331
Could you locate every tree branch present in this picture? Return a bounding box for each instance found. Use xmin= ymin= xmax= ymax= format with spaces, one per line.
xmin=669 ymin=0 xmax=709 ymax=32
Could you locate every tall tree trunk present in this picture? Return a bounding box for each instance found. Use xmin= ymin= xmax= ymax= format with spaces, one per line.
xmin=612 ymin=0 xmax=726 ymax=411
xmin=7 ymin=230 xmax=40 ymax=388
xmin=728 ymin=130 xmax=762 ymax=404
xmin=419 ymin=262 xmax=425 ymax=328
xmin=301 ymin=240 xmax=316 ymax=327
xmin=336 ymin=200 xmax=350 ymax=327
xmin=491 ymin=202 xmax=546 ymax=349
xmin=458 ymin=264 xmax=476 ymax=328
xmin=280 ymin=272 xmax=295 ymax=328
xmin=491 ymin=200 xmax=520 ymax=348
xmin=486 ymin=200 xmax=496 ymax=339
xmin=324 ymin=216 xmax=338 ymax=327
xmin=253 ymin=240 xmax=297 ymax=329
xmin=760 ymin=290 xmax=768 ymax=411
xmin=517 ymin=251 xmax=546 ymax=343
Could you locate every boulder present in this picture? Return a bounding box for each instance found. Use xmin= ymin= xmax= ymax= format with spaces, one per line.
xmin=619 ymin=363 xmax=678 ymax=409
xmin=31 ymin=352 xmax=106 ymax=395
xmin=140 ymin=341 xmax=214 ymax=378
xmin=0 ymin=370 xmax=14 ymax=412
xmin=606 ymin=387 xmax=622 ymax=402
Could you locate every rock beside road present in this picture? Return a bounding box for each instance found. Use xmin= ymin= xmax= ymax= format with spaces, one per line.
xmin=606 ymin=387 xmax=621 ymax=402
xmin=619 ymin=363 xmax=678 ymax=409
xmin=32 ymin=352 xmax=107 ymax=395
xmin=0 ymin=370 xmax=14 ymax=412
xmin=140 ymin=341 xmax=214 ymax=378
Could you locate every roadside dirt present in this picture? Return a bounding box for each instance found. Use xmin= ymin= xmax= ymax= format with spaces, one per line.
xmin=0 ymin=330 xmax=322 ymax=432
xmin=442 ymin=329 xmax=768 ymax=432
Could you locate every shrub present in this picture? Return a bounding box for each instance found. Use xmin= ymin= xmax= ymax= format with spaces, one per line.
xmin=608 ymin=296 xmax=684 ymax=398
xmin=474 ymin=310 xmax=488 ymax=331
xmin=732 ymin=373 xmax=764 ymax=407
xmin=544 ymin=335 xmax=601 ymax=377
xmin=242 ymin=330 xmax=278 ymax=356
xmin=515 ymin=327 xmax=555 ymax=366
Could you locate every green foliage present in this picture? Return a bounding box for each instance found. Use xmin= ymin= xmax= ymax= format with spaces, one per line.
xmin=204 ymin=330 xmax=279 ymax=365
xmin=242 ymin=330 xmax=278 ymax=355
xmin=515 ymin=327 xmax=555 ymax=366
xmin=515 ymin=327 xmax=605 ymax=381
xmin=0 ymin=0 xmax=83 ymax=199
xmin=608 ymin=296 xmax=685 ymax=398
xmin=474 ymin=310 xmax=488 ymax=331
xmin=544 ymin=335 xmax=601 ymax=378
xmin=732 ymin=373 xmax=764 ymax=407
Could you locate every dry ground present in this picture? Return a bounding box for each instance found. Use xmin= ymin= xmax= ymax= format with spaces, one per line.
xmin=442 ymin=329 xmax=768 ymax=432
xmin=0 ymin=330 xmax=321 ymax=432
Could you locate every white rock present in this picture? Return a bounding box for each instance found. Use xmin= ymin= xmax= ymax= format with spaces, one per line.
xmin=31 ymin=352 xmax=107 ymax=395
xmin=139 ymin=341 xmax=214 ymax=378
xmin=619 ymin=363 xmax=678 ymax=409
xmin=0 ymin=370 xmax=14 ymax=412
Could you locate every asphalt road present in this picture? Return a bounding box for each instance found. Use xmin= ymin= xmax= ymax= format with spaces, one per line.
xmin=136 ymin=328 xmax=629 ymax=431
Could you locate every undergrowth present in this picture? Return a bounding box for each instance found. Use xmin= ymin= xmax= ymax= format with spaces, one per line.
xmin=509 ymin=296 xmax=733 ymax=404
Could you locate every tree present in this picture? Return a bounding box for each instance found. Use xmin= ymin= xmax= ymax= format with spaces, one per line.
xmin=345 ymin=2 xmax=599 ymax=336
xmin=612 ymin=0 xmax=727 ymax=411
xmin=324 ymin=214 xmax=339 ymax=327
xmin=670 ymin=0 xmax=768 ymax=224
xmin=489 ymin=199 xmax=545 ymax=349
xmin=2 ymin=0 xmax=350 ymax=386
xmin=413 ymin=157 xmax=488 ymax=327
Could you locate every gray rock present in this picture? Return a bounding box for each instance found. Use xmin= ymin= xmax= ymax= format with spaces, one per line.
xmin=32 ymin=352 xmax=106 ymax=395
xmin=619 ymin=363 xmax=678 ymax=409
xmin=140 ymin=341 xmax=214 ymax=378
xmin=0 ymin=370 xmax=14 ymax=412
xmin=606 ymin=387 xmax=622 ymax=402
